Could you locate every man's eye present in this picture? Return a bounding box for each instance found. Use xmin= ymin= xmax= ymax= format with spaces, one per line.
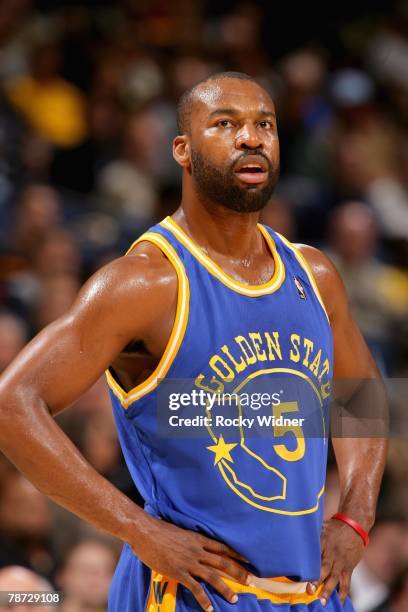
xmin=259 ymin=120 xmax=272 ymax=128
xmin=217 ymin=119 xmax=233 ymax=128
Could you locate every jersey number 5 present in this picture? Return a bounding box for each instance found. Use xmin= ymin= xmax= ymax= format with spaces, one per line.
xmin=273 ymin=401 xmax=305 ymax=462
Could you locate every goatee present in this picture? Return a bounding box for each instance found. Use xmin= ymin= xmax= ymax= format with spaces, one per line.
xmin=190 ymin=149 xmax=279 ymax=213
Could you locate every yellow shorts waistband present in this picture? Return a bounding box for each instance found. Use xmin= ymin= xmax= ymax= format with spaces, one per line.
xmin=145 ymin=571 xmax=323 ymax=610
xmin=222 ymin=575 xmax=323 ymax=604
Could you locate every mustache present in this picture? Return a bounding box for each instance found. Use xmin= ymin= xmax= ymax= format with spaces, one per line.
xmin=231 ymin=150 xmax=273 ymax=172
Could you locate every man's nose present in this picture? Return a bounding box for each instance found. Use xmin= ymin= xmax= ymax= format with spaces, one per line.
xmin=235 ymin=123 xmax=263 ymax=150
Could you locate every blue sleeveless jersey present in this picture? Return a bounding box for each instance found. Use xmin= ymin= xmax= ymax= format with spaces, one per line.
xmin=106 ymin=216 xmax=333 ymax=582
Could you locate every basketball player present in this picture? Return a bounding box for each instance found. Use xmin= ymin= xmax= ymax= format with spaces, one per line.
xmin=0 ymin=73 xmax=387 ymax=611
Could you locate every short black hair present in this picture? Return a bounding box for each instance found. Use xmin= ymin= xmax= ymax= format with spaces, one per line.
xmin=176 ymin=71 xmax=261 ymax=135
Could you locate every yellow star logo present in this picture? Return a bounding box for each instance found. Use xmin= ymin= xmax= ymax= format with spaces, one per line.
xmin=207 ymin=435 xmax=237 ymax=465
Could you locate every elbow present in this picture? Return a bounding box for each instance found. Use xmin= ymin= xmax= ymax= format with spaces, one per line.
xmin=0 ymin=378 xmax=37 ymax=434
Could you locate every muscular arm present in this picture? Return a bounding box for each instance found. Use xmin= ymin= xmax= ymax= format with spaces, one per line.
xmin=0 ymin=245 xmax=249 ymax=611
xmin=0 ymin=250 xmax=174 ymax=535
xmin=300 ymin=245 xmax=388 ymax=603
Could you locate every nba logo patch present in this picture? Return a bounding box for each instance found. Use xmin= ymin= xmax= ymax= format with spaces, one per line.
xmin=294 ymin=276 xmax=306 ymax=299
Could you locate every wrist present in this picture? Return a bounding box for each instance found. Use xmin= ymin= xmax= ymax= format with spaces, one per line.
xmin=337 ymin=506 xmax=375 ymax=532
xmin=331 ymin=512 xmax=370 ymax=546
xmin=115 ymin=501 xmax=149 ymax=543
xmin=120 ymin=506 xmax=157 ymax=550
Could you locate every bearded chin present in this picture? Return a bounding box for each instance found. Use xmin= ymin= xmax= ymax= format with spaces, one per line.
xmin=191 ymin=151 xmax=279 ymax=213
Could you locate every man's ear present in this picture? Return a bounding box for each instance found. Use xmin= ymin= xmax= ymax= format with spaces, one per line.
xmin=173 ymin=135 xmax=191 ymax=169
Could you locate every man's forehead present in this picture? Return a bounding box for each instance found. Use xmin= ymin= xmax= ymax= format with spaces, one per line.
xmin=193 ymin=80 xmax=275 ymax=115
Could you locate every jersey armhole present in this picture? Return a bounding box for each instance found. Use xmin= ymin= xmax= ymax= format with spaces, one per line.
xmin=105 ymin=232 xmax=190 ymax=409
xmin=275 ymin=232 xmax=330 ymax=324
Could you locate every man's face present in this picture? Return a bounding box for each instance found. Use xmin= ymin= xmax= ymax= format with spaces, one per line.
xmin=187 ymin=79 xmax=280 ymax=212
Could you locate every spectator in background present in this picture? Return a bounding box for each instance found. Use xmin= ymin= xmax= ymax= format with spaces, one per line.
xmin=56 ymin=539 xmax=118 ymax=612
xmin=50 ymin=95 xmax=123 ymax=194
xmin=0 ymin=185 xmax=62 ymax=312
xmin=0 ymin=310 xmax=27 ymax=373
xmin=5 ymin=39 xmax=87 ymax=148
xmin=78 ymin=398 xmax=139 ymax=503
xmin=326 ymin=201 xmax=408 ymax=371
xmin=383 ymin=440 xmax=408 ymax=518
xmin=270 ymin=49 xmax=334 ymax=242
xmin=95 ymin=111 xmax=159 ymax=228
xmin=207 ymin=2 xmax=268 ymax=79
xmin=33 ymin=274 xmax=79 ymax=332
xmin=5 ymin=184 xmax=61 ymax=260
xmin=80 ymin=408 xmax=120 ymax=478
xmin=0 ymin=92 xmax=25 ymax=199
xmin=19 ymin=131 xmax=54 ymax=184
xmin=322 ymin=464 xmax=341 ymax=521
xmin=0 ymin=0 xmax=32 ymax=83
xmin=260 ymin=195 xmax=296 ymax=241
xmin=64 ymin=377 xmax=113 ymax=418
xmin=33 ymin=229 xmax=81 ymax=279
xmin=0 ymin=471 xmax=55 ymax=579
xmin=351 ymin=520 xmax=408 ymax=612
xmin=374 ymin=567 xmax=408 ymax=612
xmin=0 ymin=566 xmax=54 ymax=612
xmin=330 ymin=70 xmax=408 ymax=244
xmin=278 ymin=49 xmax=332 ymax=179
xmin=7 ymin=227 xmax=81 ymax=327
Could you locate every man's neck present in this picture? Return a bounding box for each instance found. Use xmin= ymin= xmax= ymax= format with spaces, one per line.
xmin=173 ymin=199 xmax=265 ymax=261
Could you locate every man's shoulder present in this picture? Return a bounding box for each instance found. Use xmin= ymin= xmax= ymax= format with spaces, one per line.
xmin=77 ymin=241 xmax=178 ymax=316
xmin=103 ymin=240 xmax=177 ymax=284
xmin=296 ymin=244 xmax=334 ymax=278
xmin=293 ymin=242 xmax=343 ymax=279
xmin=295 ymin=244 xmax=345 ymax=320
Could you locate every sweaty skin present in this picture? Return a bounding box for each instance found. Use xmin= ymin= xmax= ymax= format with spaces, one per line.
xmin=0 ymin=78 xmax=387 ymax=612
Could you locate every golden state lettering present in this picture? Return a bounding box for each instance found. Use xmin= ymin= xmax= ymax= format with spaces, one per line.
xmin=195 ymin=331 xmax=330 ymax=398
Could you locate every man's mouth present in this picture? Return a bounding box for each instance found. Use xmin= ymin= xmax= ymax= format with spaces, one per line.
xmin=234 ymin=157 xmax=269 ymax=185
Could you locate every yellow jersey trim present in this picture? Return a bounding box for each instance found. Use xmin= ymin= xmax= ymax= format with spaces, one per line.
xmin=161 ymin=216 xmax=286 ymax=297
xmin=276 ymin=232 xmax=330 ymax=323
xmin=105 ymin=232 xmax=190 ymax=408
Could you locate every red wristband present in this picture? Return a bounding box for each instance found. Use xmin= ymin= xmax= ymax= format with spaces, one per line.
xmin=331 ymin=512 xmax=370 ymax=546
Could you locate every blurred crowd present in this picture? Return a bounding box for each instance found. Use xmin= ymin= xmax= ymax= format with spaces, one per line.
xmin=0 ymin=1 xmax=407 ymax=610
